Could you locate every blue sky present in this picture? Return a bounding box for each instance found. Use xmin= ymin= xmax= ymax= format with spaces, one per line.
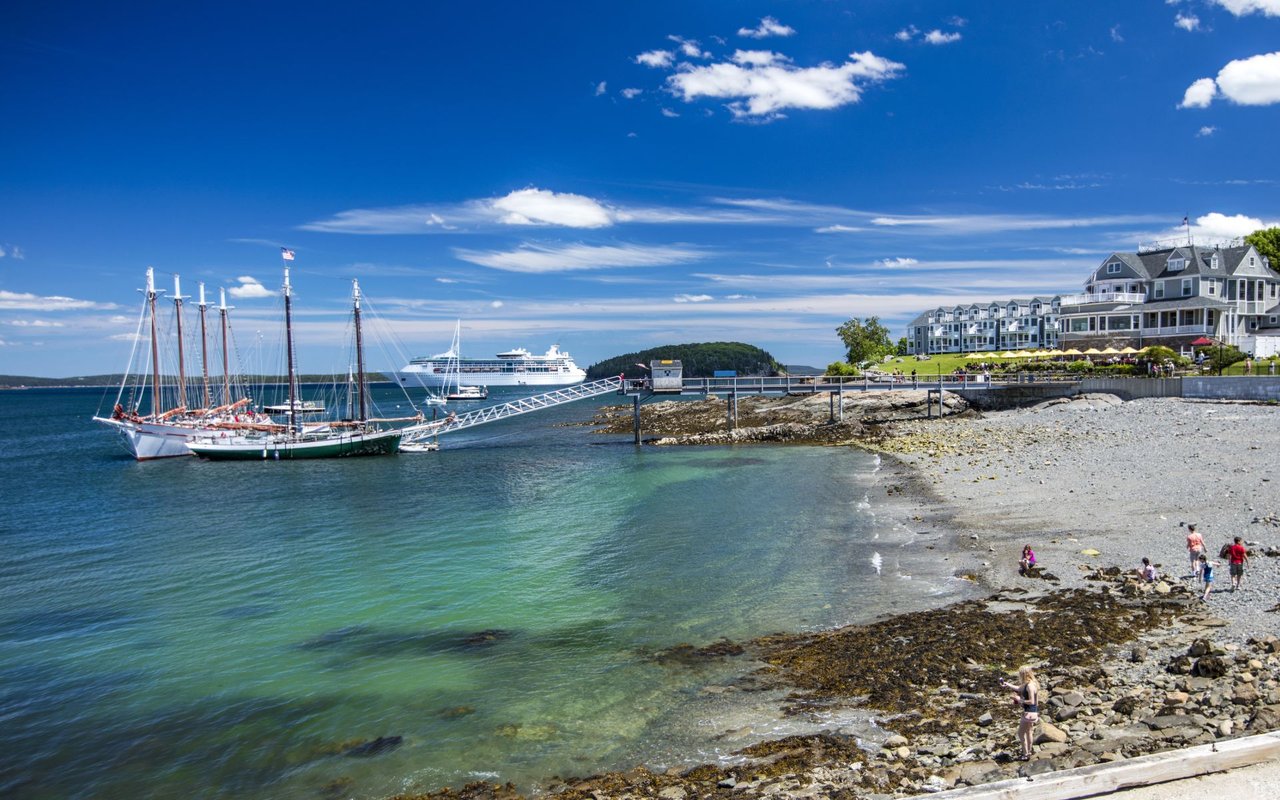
xmin=2 ymin=0 xmax=1279 ymax=377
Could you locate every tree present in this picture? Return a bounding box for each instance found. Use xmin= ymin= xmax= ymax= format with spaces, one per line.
xmin=1245 ymin=227 xmax=1280 ymax=273
xmin=895 ymin=336 xmax=909 ymax=356
xmin=836 ymin=317 xmax=893 ymax=365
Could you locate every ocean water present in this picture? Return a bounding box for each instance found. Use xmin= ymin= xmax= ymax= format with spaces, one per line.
xmin=0 ymin=387 xmax=973 ymax=799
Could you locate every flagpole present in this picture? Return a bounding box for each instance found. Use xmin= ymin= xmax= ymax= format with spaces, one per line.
xmin=1185 ymin=214 xmax=1192 ymax=246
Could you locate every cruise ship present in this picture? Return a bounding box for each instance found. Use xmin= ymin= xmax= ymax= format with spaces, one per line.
xmin=397 ymin=344 xmax=587 ymax=388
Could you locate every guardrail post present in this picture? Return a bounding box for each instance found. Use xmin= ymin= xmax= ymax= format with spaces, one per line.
xmin=633 ymin=395 xmax=641 ymax=445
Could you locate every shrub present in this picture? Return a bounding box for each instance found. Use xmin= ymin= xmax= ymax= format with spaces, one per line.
xmin=825 ymin=360 xmax=860 ymax=376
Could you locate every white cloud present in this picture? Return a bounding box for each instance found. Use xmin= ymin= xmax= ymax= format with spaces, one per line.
xmin=1197 ymin=125 xmax=1217 ymax=136
xmin=1190 ymin=212 xmax=1280 ymax=239
xmin=0 ymin=244 xmax=24 ymax=259
xmin=1110 ymin=25 xmax=1124 ymax=42
xmin=0 ymin=290 xmax=110 ymax=311
xmin=1174 ymin=13 xmax=1201 ymax=31
xmin=490 ymin=300 xmax=504 ymax=308
xmin=227 ymin=276 xmax=275 ymax=299
xmin=1217 ymin=51 xmax=1280 ymax=105
xmin=594 ymin=81 xmax=607 ymax=96
xmin=815 ymin=224 xmax=868 ymax=233
xmin=1178 ymin=77 xmax=1218 ymax=108
xmin=666 ymin=50 xmax=905 ymax=119
xmin=1181 ymin=52 xmax=1280 ymax=107
xmin=923 ymin=29 xmax=962 ymax=45
xmin=668 ymin=35 xmax=709 ymax=59
xmin=490 ymin=188 xmax=615 ymax=228
xmin=110 ymin=332 xmax=146 ymax=342
xmin=635 ymin=49 xmax=675 ymax=68
xmin=1212 ymin=0 xmax=1280 ymax=16
xmin=621 ymin=87 xmax=643 ymax=99
xmin=453 ymin=242 xmax=706 ymax=273
xmin=877 ymin=257 xmax=919 ymax=267
xmin=895 ymin=26 xmax=918 ymax=42
xmin=738 ymin=16 xmax=795 ymax=39
xmin=8 ymin=319 xmax=65 ymax=327
xmin=865 ymin=212 xmax=1167 ymax=234
xmin=674 ymin=293 xmax=714 ymax=303
xmin=435 ymin=277 xmax=458 ymax=284
xmin=660 ymin=108 xmax=680 ymax=117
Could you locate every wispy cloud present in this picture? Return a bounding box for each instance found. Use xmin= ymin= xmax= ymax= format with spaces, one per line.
xmin=1197 ymin=125 xmax=1217 ymax=137
xmin=923 ymin=29 xmax=962 ymax=45
xmin=0 ymin=244 xmax=25 ymax=259
xmin=8 ymin=319 xmax=65 ymax=327
xmin=453 ymin=242 xmax=706 ymax=273
xmin=594 ymin=80 xmax=607 ymax=96
xmin=673 ymin=293 xmax=714 ymax=303
xmin=737 ymin=16 xmax=795 ymax=39
xmin=0 ymin=290 xmax=114 ymax=311
xmin=1174 ymin=13 xmax=1202 ymax=31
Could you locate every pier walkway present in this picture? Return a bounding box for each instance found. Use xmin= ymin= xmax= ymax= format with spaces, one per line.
xmin=399 ymin=373 xmax=1078 ymax=448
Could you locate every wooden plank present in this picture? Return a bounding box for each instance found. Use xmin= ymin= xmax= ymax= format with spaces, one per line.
xmin=907 ymin=732 xmax=1280 ymax=800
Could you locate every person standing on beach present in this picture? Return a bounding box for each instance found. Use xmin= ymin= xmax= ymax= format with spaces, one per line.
xmin=1000 ymin=666 xmax=1039 ymax=760
xmin=1186 ymin=524 xmax=1205 ymax=579
xmin=1227 ymin=536 xmax=1249 ymax=592
xmin=1199 ymin=554 xmax=1215 ymax=601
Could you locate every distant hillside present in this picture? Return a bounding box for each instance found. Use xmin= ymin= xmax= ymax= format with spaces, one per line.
xmin=585 ymin=342 xmax=781 ymax=381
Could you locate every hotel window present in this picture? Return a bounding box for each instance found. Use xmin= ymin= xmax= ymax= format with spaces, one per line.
xmin=1182 ymin=278 xmax=1193 ymax=297
xmin=1107 ymin=262 xmax=1121 ymax=274
xmin=1207 ymin=281 xmax=1216 ymax=295
xmin=1211 ymin=255 xmax=1219 ymax=269
xmin=1154 ymin=283 xmax=1165 ymax=299
xmin=1169 ymin=258 xmax=1185 ymax=271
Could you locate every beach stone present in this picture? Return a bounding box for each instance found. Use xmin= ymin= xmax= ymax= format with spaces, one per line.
xmin=1233 ymin=684 xmax=1260 ymax=705
xmin=1130 ymin=645 xmax=1147 ymax=663
xmin=658 ymin=787 xmax=686 ymax=800
xmin=1218 ymin=720 xmax=1235 ymax=737
xmin=1194 ymin=656 xmax=1229 ymax=678
xmin=1054 ymin=706 xmax=1079 ymax=722
xmin=1248 ymin=705 xmax=1280 ymax=730
xmin=1189 ymin=639 xmax=1211 ymax=657
xmin=1164 ymin=691 xmax=1190 ymax=706
xmin=1035 ymin=722 xmax=1068 ymax=744
xmin=1062 ymin=691 xmax=1084 ymax=707
xmin=976 ymin=712 xmax=993 ymax=727
xmin=885 ymin=735 xmax=908 ymax=748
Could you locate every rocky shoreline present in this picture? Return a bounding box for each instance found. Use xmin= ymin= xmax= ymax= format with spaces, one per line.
xmin=389 ymin=391 xmax=1280 ymax=800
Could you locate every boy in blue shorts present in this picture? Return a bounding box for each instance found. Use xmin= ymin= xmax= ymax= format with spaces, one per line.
xmin=1199 ymin=554 xmax=1215 ymax=601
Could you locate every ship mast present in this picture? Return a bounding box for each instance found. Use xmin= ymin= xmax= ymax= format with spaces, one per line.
xmin=219 ymin=288 xmax=233 ymax=406
xmin=353 ymin=279 xmax=367 ymax=423
xmin=172 ymin=275 xmax=188 ymax=410
xmin=198 ymin=282 xmax=211 ymax=410
xmin=146 ymin=267 xmax=162 ymax=420
xmin=284 ymin=266 xmax=299 ymax=432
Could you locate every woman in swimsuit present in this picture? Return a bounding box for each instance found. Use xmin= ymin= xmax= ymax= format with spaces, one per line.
xmin=1000 ymin=666 xmax=1039 ymax=760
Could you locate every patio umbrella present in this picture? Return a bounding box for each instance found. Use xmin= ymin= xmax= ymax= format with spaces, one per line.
xmin=1063 ymin=348 xmax=1084 ymax=356
xmin=1101 ymin=346 xmax=1120 ymax=355
xmin=1083 ymin=347 xmax=1103 ymax=355
xmin=1119 ymin=346 xmax=1139 ymax=354
xmin=1014 ymin=350 xmax=1034 ymax=357
xmin=1045 ymin=349 xmax=1066 ymax=357
xmin=1000 ymin=351 xmax=1019 ymax=358
xmin=1189 ymin=336 xmax=1215 ymax=347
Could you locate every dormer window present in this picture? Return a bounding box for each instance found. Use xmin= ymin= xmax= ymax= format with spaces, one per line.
xmin=1168 ymin=258 xmax=1186 ymax=271
xmin=1211 ymin=255 xmax=1220 ymax=269
xmin=1106 ymin=262 xmax=1121 ymax=274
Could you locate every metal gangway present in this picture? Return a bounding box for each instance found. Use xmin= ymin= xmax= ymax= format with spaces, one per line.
xmin=400 ymin=377 xmax=623 ymax=445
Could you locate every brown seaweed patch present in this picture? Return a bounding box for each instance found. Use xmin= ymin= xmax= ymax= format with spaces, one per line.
xmin=651 ymin=639 xmax=746 ymax=664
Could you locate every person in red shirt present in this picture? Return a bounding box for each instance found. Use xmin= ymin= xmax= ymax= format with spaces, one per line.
xmin=1227 ymin=536 xmax=1249 ymax=592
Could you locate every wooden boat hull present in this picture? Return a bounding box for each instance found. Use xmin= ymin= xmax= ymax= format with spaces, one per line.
xmin=186 ymin=429 xmax=402 ymax=460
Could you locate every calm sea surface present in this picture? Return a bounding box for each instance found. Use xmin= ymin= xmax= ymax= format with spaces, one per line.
xmin=0 ymin=386 xmax=973 ymax=799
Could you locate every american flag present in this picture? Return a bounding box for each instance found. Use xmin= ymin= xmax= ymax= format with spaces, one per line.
xmin=1182 ymin=216 xmax=1189 ymax=226
xmin=281 ymin=247 xmax=295 ymax=261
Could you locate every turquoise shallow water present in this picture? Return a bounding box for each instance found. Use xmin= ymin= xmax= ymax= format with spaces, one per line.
xmin=0 ymin=387 xmax=972 ymax=799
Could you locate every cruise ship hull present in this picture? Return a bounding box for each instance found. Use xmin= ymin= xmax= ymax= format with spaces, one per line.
xmin=396 ymin=367 xmax=585 ymax=388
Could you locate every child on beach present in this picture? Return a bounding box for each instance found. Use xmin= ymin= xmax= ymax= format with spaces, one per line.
xmin=1019 ymin=545 xmax=1036 ymax=576
xmin=1186 ymin=524 xmax=1205 ymax=579
xmin=1138 ymin=557 xmax=1157 ymax=582
xmin=1199 ymin=554 xmax=1215 ymax=601
xmin=1000 ymin=666 xmax=1040 ymax=760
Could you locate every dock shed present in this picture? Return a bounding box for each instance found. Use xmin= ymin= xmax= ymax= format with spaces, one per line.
xmin=649 ymin=359 xmax=683 ymax=392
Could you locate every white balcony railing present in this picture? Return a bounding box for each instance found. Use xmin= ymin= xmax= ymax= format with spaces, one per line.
xmin=1058 ymin=292 xmax=1146 ymax=306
